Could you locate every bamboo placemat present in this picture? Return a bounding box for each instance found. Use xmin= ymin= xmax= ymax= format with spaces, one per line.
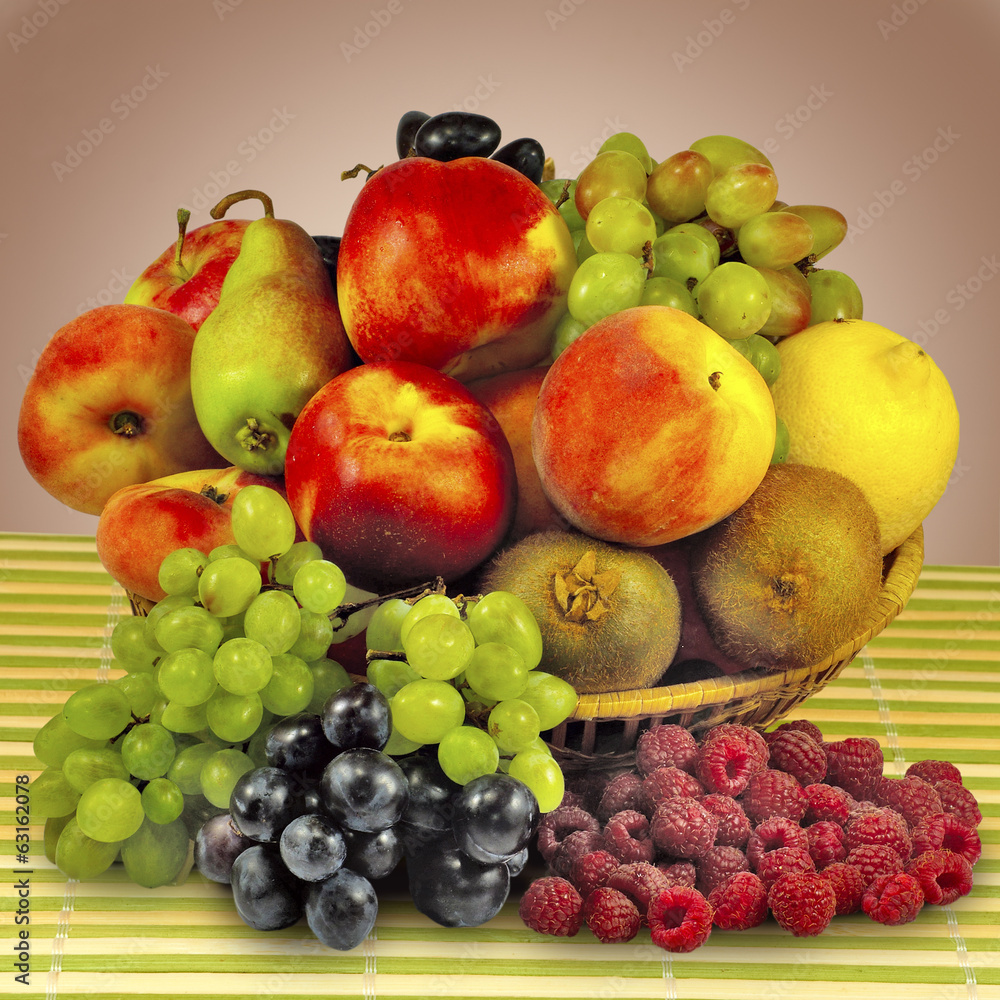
xmin=0 ymin=533 xmax=997 ymax=1000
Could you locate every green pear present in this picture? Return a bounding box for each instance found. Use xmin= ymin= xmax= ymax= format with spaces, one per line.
xmin=190 ymin=191 xmax=354 ymax=475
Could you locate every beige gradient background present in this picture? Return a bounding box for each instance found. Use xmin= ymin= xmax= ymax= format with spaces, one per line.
xmin=2 ymin=0 xmax=997 ymax=566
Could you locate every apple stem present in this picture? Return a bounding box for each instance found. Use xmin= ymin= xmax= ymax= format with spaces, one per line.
xmin=340 ymin=163 xmax=382 ymax=182
xmin=110 ymin=411 xmax=144 ymax=438
xmin=209 ymin=189 xmax=275 ymax=221
xmin=174 ymin=208 xmax=191 ymax=271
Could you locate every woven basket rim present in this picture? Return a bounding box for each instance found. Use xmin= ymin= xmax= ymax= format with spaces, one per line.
xmin=565 ymin=523 xmax=925 ymax=724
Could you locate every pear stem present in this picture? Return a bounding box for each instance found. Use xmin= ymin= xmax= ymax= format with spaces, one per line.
xmin=173 ymin=208 xmax=191 ymax=269
xmin=209 ymin=189 xmax=275 ymax=221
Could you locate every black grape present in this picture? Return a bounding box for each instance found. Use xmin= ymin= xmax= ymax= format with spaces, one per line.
xmin=396 ymin=110 xmax=430 ymax=158
xmin=413 ymin=112 xmax=502 ymax=161
xmin=491 ymin=137 xmax=545 ymax=184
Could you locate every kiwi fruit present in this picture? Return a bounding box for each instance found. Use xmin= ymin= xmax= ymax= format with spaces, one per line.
xmin=689 ymin=463 xmax=883 ymax=671
xmin=477 ymin=530 xmax=682 ymax=694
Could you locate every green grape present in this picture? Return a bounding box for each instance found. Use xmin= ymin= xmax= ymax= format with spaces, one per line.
xmin=487 ymin=699 xmax=541 ymax=753
xmin=437 ymin=725 xmax=500 ymax=785
xmin=807 ymin=268 xmax=863 ymax=322
xmin=154 ymin=604 xmax=225 ymax=656
xmin=260 ymin=652 xmax=314 ymax=715
xmin=62 ymin=745 xmax=129 ymax=792
xmin=646 ymin=149 xmax=713 ymax=222
xmin=113 ymin=671 xmax=159 ymax=718
xmin=230 ymin=485 xmax=297 ymax=561
xmin=465 ymin=642 xmax=528 ymax=701
xmin=540 ymin=177 xmax=570 ymax=205
xmin=293 ymin=559 xmax=347 ymax=614
xmin=737 ymin=211 xmax=814 ymax=269
xmin=390 ymin=679 xmax=466 ymax=744
xmin=689 ymin=134 xmax=772 ymax=174
xmin=54 ymin=817 xmax=120 ymax=879
xmin=598 ymin=131 xmax=653 ymax=173
xmin=288 ymin=608 xmax=334 ymax=661
xmin=141 ymin=777 xmax=185 ymax=824
xmin=157 ymin=647 xmax=218 ymax=706
xmin=208 ymin=543 xmax=257 ymax=564
xmin=541 ymin=178 xmax=586 ymax=230
xmin=158 ymin=547 xmax=209 ymax=597
xmin=167 ymin=740 xmax=218 ymax=795
xmin=367 ymin=658 xmax=422 ymax=700
xmin=121 ymin=816 xmax=191 ymax=888
xmin=159 ymin=699 xmax=209 ymax=735
xmin=756 ymin=265 xmax=813 ymax=338
xmin=63 ymin=683 xmax=132 ymax=740
xmin=120 ymin=722 xmax=176 ymax=780
xmin=383 ymin=727 xmax=424 ymax=756
xmin=695 ymin=261 xmax=772 ymax=339
xmin=639 ymin=275 xmax=698 ymax=317
xmin=585 ymin=196 xmax=657 ymax=256
xmin=651 ymin=230 xmax=717 ymax=287
xmin=306 ymin=657 xmax=352 ymax=713
xmin=219 ymin=610 xmax=248 ymax=643
xmin=507 ymin=748 xmax=565 ymax=812
xmin=144 ymin=594 xmax=196 ymax=651
xmin=198 ymin=557 xmax=262 ymax=617
xmin=551 ymin=311 xmax=588 ymax=359
xmin=213 ymin=637 xmax=272 ymax=695
xmin=206 ymin=689 xmax=263 ymax=743
xmin=779 ymin=204 xmax=848 ymax=260
xmin=771 ymin=415 xmax=791 ymax=465
xmin=567 ymin=251 xmax=646 ymax=326
xmin=398 ymin=594 xmax=460 ymax=646
xmin=365 ymin=598 xmax=412 ymax=653
xmin=729 ymin=334 xmax=781 ymax=387
xmin=518 ymin=671 xmax=579 ymax=730
xmin=110 ymin=616 xmax=159 ymax=672
xmin=272 ymin=540 xmax=324 ymax=586
xmin=402 ymin=613 xmax=476 ymax=680
xmin=76 ymin=776 xmax=144 ymax=842
xmin=704 ymin=162 xmax=779 ymax=230
xmin=574 ymin=229 xmax=598 ymax=264
xmin=44 ymin=814 xmax=72 ymax=865
xmin=465 ymin=591 xmax=544 ymax=671
xmin=574 ymin=150 xmax=647 ymax=219
xmin=667 ymin=221 xmax=723 ymax=260
xmin=30 ymin=767 xmax=81 ymax=818
xmin=33 ymin=713 xmax=107 ymax=768
xmin=199 ymin=747 xmax=256 ymax=808
xmin=244 ymin=726 xmax=270 ymax=767
xmin=243 ymin=589 xmax=301 ymax=654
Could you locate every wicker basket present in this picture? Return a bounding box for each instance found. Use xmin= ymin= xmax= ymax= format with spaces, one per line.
xmin=545 ymin=524 xmax=924 ymax=769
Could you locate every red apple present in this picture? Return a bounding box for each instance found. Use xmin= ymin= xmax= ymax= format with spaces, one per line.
xmin=284 ymin=360 xmax=516 ymax=591
xmin=467 ymin=365 xmax=568 ymax=542
xmin=18 ymin=304 xmax=227 ymax=515
xmin=123 ymin=209 xmax=250 ymax=330
xmin=95 ymin=465 xmax=288 ymax=603
xmin=531 ymin=305 xmax=776 ymax=547
xmin=336 ymin=156 xmax=577 ymax=382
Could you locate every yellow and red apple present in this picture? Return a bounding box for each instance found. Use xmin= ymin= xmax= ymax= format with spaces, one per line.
xmin=284 ymin=360 xmax=517 ymax=591
xmin=531 ymin=305 xmax=776 ymax=546
xmin=336 ymin=156 xmax=577 ymax=383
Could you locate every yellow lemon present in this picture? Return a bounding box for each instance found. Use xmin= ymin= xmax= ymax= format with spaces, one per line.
xmin=770 ymin=319 xmax=959 ymax=554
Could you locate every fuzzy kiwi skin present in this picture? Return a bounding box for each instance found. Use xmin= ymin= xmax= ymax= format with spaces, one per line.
xmin=478 ymin=530 xmax=682 ymax=694
xmin=689 ymin=464 xmax=883 ymax=671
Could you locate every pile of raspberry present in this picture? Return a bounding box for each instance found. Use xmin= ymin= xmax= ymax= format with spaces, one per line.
xmin=518 ymin=720 xmax=981 ymax=950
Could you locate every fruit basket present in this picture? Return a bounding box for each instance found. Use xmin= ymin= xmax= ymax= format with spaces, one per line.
xmin=546 ymin=523 xmax=923 ymax=768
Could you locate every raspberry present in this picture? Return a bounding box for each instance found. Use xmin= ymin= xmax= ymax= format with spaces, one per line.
xmin=702 ymin=724 xmax=770 ymax=768
xmin=862 ymin=871 xmax=925 ymax=925
xmin=636 ymin=725 xmax=699 ymax=776
xmin=766 ymin=729 xmax=828 ymax=785
xmin=739 ymin=769 xmax=808 ymax=825
xmin=934 ymin=780 xmax=983 ymax=827
xmin=603 ymin=809 xmax=655 ymax=864
xmin=695 ymin=845 xmax=749 ymax=895
xmin=845 ymin=843 xmax=904 ymax=887
xmin=569 ymin=850 xmax=620 ymax=897
xmin=583 ymin=886 xmax=641 ymax=943
xmin=844 ymin=807 xmax=912 ymax=860
xmin=519 ymin=876 xmax=584 ymax=936
xmin=556 ymin=788 xmax=588 ymax=811
xmin=657 ymin=859 xmax=698 ymax=887
xmin=565 ymin=769 xmax=623 ymax=814
xmin=820 ymin=861 xmax=865 ymax=915
xmin=910 ymin=812 xmax=982 ymax=866
xmin=754 ymin=846 xmax=816 ymax=890
xmin=699 ymin=793 xmax=752 ymax=848
xmin=647 ymin=885 xmax=714 ymax=952
xmin=708 ymin=871 xmax=768 ymax=930
xmin=823 ymin=737 xmax=884 ymax=801
xmin=905 ymin=849 xmax=974 ymax=906
xmin=906 ymin=759 xmax=963 ymax=786
xmin=605 ymin=861 xmax=672 ymax=922
xmin=536 ymin=805 xmax=601 ymax=863
xmin=649 ymin=796 xmax=719 ymax=859
xmin=746 ymin=815 xmax=810 ymax=870
xmin=765 ymin=719 xmax=824 ymax=744
xmin=876 ymin=775 xmax=942 ymax=828
xmin=596 ymin=772 xmax=645 ymax=823
xmin=641 ymin=766 xmax=705 ymax=813
xmin=805 ymin=820 xmax=848 ymax=868
xmin=550 ymin=829 xmax=609 ymax=878
xmin=767 ymin=872 xmax=837 ymax=936
xmin=803 ymin=783 xmax=854 ymax=825
xmin=695 ymin=728 xmax=768 ymax=797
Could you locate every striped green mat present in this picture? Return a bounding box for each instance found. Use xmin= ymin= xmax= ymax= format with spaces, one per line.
xmin=1 ymin=533 xmax=997 ymax=1000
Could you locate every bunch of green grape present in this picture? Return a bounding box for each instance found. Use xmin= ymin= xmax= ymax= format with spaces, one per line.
xmin=31 ymin=486 xmax=354 ymax=887
xmin=542 ymin=131 xmax=865 ymax=464
xmin=365 ymin=590 xmax=577 ymax=812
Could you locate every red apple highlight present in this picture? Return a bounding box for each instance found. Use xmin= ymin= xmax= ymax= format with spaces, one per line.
xmin=284 ymin=360 xmax=516 ymax=591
